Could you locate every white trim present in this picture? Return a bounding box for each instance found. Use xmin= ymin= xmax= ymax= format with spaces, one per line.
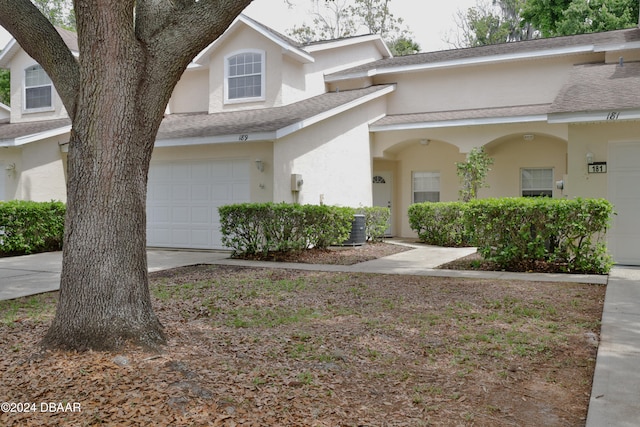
xmin=23 ymin=64 xmax=54 ymax=113
xmin=326 ymin=45 xmax=595 ymax=82
xmin=193 ymin=15 xmax=314 ymax=66
xmin=156 ymin=85 xmax=396 ymax=147
xmin=155 ymin=132 xmax=276 ymax=147
xmin=0 ymin=125 xmax=71 ymax=147
xmin=0 ymin=39 xmax=18 ymax=68
xmin=224 ymin=49 xmax=266 ymax=104
xmin=412 ymin=171 xmax=441 ymax=203
xmin=548 ymin=109 xmax=640 ymax=124
xmin=520 ymin=167 xmax=554 ymax=197
xmin=275 ymin=85 xmax=395 ymax=139
xmin=370 ymin=113 xmax=547 ymax=132
xmin=304 ymin=34 xmax=392 ymax=58
xmin=594 ymin=41 xmax=640 ymax=52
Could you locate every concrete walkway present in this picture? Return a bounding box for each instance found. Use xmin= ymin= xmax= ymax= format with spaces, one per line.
xmin=0 ymin=243 xmax=636 ymax=424
xmin=585 ymin=266 xmax=640 ymax=427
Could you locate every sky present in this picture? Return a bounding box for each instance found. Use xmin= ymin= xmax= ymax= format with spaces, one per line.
xmin=0 ymin=0 xmax=479 ymax=53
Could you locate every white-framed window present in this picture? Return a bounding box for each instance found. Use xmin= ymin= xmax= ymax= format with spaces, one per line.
xmin=521 ymin=168 xmax=553 ymax=197
xmin=224 ymin=50 xmax=265 ymax=103
xmin=412 ymin=171 xmax=440 ymax=203
xmin=24 ymin=64 xmax=53 ymax=111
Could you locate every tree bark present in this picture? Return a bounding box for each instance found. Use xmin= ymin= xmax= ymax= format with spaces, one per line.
xmin=0 ymin=0 xmax=253 ymax=351
xmin=41 ymin=1 xmax=165 ymax=350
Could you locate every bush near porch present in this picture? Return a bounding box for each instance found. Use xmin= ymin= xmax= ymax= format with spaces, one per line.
xmin=0 ymin=200 xmax=65 ymax=256
xmin=219 ymin=203 xmax=391 ymax=256
xmin=409 ymin=198 xmax=613 ymax=274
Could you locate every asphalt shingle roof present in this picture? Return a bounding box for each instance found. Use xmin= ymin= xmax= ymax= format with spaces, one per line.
xmin=550 ymin=61 xmax=640 ymax=113
xmin=0 ymin=118 xmax=71 ymax=142
xmin=156 ymin=85 xmax=393 ymax=140
xmin=371 ymin=104 xmax=552 ymax=128
xmin=328 ymin=27 xmax=640 ymax=79
xmin=0 ymin=86 xmax=393 ymax=143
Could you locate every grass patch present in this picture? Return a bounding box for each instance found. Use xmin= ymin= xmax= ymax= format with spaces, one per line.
xmin=0 ymin=265 xmax=605 ymax=426
xmin=0 ymin=293 xmax=56 ymax=325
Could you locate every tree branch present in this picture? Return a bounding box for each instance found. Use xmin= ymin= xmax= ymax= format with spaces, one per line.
xmin=133 ymin=0 xmax=253 ymax=123
xmin=0 ymin=0 xmax=80 ymax=119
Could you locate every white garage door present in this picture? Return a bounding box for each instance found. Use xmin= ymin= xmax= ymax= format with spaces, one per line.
xmin=608 ymin=142 xmax=640 ymax=265
xmin=147 ymin=159 xmax=250 ymax=249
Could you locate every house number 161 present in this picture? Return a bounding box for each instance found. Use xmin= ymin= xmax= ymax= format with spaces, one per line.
xmin=607 ymin=112 xmax=620 ymax=120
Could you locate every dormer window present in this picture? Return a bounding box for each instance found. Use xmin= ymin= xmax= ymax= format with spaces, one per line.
xmin=24 ymin=65 xmax=53 ymax=111
xmin=225 ymin=50 xmax=265 ymax=103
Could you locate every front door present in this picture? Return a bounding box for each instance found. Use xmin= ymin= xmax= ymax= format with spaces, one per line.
xmin=372 ymin=171 xmax=393 ymax=236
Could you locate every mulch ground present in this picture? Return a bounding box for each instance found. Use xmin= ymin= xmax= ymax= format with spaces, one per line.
xmin=0 ymin=243 xmax=605 ymax=426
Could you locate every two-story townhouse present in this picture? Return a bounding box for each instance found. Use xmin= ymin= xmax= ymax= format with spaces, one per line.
xmin=0 ymin=15 xmax=393 ymax=250
xmin=326 ymin=28 xmax=640 ymax=264
xmin=0 ymin=15 xmax=639 ymax=265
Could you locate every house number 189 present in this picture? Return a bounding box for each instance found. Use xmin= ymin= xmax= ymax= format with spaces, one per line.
xmin=239 ymin=134 xmax=249 ymax=141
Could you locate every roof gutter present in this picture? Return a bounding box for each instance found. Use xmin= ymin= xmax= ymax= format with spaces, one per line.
xmin=326 ymin=45 xmax=595 ymax=82
xmin=548 ymin=109 xmax=640 ymax=124
xmin=370 ymin=113 xmax=547 ymax=132
xmin=0 ymin=125 xmax=72 ymax=147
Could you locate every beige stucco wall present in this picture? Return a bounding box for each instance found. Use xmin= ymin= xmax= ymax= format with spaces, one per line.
xmin=566 ymin=121 xmax=640 ymax=200
xmin=11 ymin=136 xmax=67 ymax=202
xmin=207 ymin=25 xmax=287 ymax=113
xmin=9 ymin=50 xmax=68 ymax=123
xmin=483 ymin=134 xmax=567 ymax=198
xmin=391 ymin=140 xmax=467 ymax=237
xmin=307 ymin=41 xmax=383 ymax=93
xmin=281 ymin=55 xmax=308 ymax=105
xmin=375 ymin=128 xmax=569 ymax=238
xmin=375 ymin=54 xmax=601 ymax=115
xmin=169 ymin=68 xmax=209 ymax=113
xmin=273 ymin=98 xmax=387 ymax=207
xmin=150 ymin=141 xmax=274 ymax=203
xmin=372 ymin=122 xmax=568 ymax=157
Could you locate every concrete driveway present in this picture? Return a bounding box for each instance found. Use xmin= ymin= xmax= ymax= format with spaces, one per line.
xmin=0 ymin=250 xmax=230 ymax=300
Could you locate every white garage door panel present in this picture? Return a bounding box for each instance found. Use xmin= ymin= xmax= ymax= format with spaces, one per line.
xmin=608 ymin=142 xmax=640 ymax=266
xmin=147 ymin=159 xmax=250 ymax=249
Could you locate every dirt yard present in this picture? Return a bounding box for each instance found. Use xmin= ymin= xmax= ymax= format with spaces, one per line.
xmin=0 ymin=244 xmax=605 ymax=426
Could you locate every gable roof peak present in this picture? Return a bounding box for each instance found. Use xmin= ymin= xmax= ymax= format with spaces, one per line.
xmin=193 ymin=14 xmax=314 ymax=65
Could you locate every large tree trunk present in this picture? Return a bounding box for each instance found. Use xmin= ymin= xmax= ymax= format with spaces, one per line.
xmin=42 ymin=5 xmax=166 ymax=350
xmin=42 ymin=127 xmax=164 ymax=350
xmin=1 ymin=0 xmax=253 ymax=351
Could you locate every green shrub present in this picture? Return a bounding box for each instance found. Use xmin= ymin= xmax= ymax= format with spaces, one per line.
xmin=464 ymin=198 xmax=613 ymax=274
xmin=0 ymin=200 xmax=65 ymax=256
xmin=408 ymin=202 xmax=470 ymax=247
xmin=356 ymin=206 xmax=390 ymax=242
xmin=219 ymin=203 xmax=354 ymax=256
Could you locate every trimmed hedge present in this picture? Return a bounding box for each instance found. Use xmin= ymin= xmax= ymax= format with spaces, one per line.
xmin=0 ymin=200 xmax=65 ymax=256
xmin=408 ymin=198 xmax=613 ymax=274
xmin=219 ymin=203 xmax=354 ymax=256
xmin=356 ymin=206 xmax=391 ymax=242
xmin=466 ymin=198 xmax=613 ymax=274
xmin=408 ymin=202 xmax=470 ymax=247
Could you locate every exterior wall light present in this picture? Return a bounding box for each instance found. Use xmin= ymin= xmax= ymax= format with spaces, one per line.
xmin=586 ymin=152 xmax=594 ymax=165
xmin=255 ymin=159 xmax=264 ymax=172
xmin=5 ymin=162 xmax=16 ymax=178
